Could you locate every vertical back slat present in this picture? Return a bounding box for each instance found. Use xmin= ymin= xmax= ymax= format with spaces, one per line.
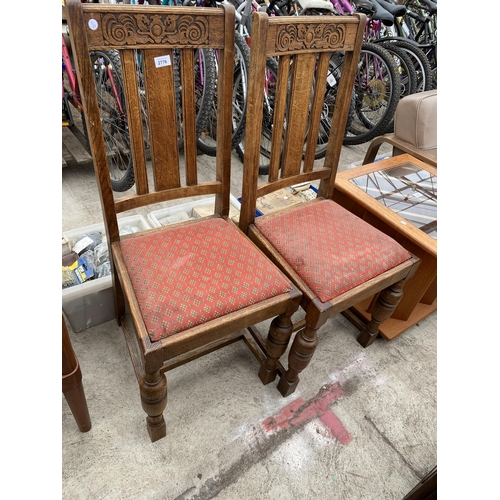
xmin=238 ymin=11 xmax=269 ymax=230
xmin=121 ymin=49 xmax=149 ymax=194
xmin=268 ymin=55 xmax=290 ymax=183
xmin=214 ymin=5 xmax=235 ymax=217
xmin=302 ymin=52 xmax=330 ymax=173
xmin=181 ymin=49 xmax=198 ymax=186
xmin=143 ymin=48 xmax=181 ymax=191
xmin=280 ymin=53 xmax=316 ymax=178
xmin=318 ymin=16 xmax=366 ymax=199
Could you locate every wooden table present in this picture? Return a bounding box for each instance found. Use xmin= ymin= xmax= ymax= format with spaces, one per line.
xmin=333 ymin=154 xmax=437 ymax=341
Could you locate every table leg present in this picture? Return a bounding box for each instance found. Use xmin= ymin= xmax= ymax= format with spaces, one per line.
xmin=62 ymin=316 xmax=91 ymax=433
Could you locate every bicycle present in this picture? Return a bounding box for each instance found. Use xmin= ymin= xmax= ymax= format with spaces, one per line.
xmin=369 ymin=0 xmax=436 ymax=90
xmin=393 ymin=0 xmax=437 ymax=88
xmin=62 ymin=28 xmax=135 ymax=192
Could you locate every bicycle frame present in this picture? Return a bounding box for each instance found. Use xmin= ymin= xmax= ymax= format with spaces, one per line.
xmin=62 ymin=34 xmax=82 ymax=111
xmin=63 ymin=34 xmax=127 ymax=121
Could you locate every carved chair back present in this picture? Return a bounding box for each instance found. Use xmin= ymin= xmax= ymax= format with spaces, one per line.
xmin=238 ymin=12 xmax=367 ymax=231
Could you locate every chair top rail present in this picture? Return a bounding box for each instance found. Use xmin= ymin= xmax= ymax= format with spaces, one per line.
xmin=79 ymin=5 xmax=227 ymax=50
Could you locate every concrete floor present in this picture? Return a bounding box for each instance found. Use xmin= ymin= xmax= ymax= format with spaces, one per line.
xmin=62 ymin=142 xmax=437 ymax=500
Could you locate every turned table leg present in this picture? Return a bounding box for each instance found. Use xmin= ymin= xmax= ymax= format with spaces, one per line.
xmin=62 ymin=316 xmax=91 ymax=433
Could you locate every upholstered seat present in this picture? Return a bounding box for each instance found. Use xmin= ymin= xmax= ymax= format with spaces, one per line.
xmin=254 ymin=200 xmax=411 ymax=303
xmin=120 ymin=218 xmax=292 ymax=341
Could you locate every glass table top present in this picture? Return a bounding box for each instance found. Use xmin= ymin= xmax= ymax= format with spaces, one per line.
xmin=348 ymin=162 xmax=437 ymax=238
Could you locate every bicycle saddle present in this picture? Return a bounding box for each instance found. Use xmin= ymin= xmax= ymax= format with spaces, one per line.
xmin=375 ymin=0 xmax=406 ymax=18
xmin=351 ymin=0 xmax=375 ymax=16
xmin=355 ymin=0 xmax=395 ymax=26
xmin=296 ymin=0 xmax=334 ymax=13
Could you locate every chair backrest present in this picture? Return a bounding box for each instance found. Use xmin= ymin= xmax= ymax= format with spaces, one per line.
xmin=66 ymin=0 xmax=235 ymax=246
xmin=238 ymin=11 xmax=366 ymax=231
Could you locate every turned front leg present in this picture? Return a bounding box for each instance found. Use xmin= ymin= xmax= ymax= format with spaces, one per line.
xmin=140 ymin=370 xmax=168 ymax=442
xmin=276 ymin=302 xmax=328 ymax=397
xmin=357 ymin=280 xmax=405 ymax=348
xmin=258 ymin=312 xmax=295 ymax=385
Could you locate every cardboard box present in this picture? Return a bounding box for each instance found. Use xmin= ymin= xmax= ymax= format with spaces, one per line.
xmin=62 ymin=215 xmax=151 ymax=332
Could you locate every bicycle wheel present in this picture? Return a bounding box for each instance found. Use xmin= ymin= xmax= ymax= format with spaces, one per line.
xmin=197 ymin=32 xmax=250 ymax=156
xmin=389 ymin=39 xmax=433 ymax=92
xmin=235 ymin=57 xmax=278 ymax=175
xmin=420 ymin=42 xmax=437 ymax=89
xmin=379 ymin=42 xmax=418 ymax=133
xmin=314 ymin=53 xmax=355 ymax=159
xmin=343 ymin=42 xmax=400 ymax=146
xmin=84 ymin=50 xmax=135 ymax=192
xmin=177 ymin=48 xmax=217 ymax=152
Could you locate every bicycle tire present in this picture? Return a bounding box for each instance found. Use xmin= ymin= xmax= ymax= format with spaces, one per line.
xmin=197 ymin=32 xmax=250 ymax=156
xmin=379 ymin=42 xmax=418 ymax=133
xmin=84 ymin=50 xmax=135 ymax=192
xmin=388 ymin=39 xmax=433 ymax=92
xmin=235 ymin=57 xmax=279 ymax=175
xmin=314 ymin=53 xmax=355 ymax=159
xmin=343 ymin=42 xmax=401 ymax=146
xmin=176 ymin=48 xmax=217 ymax=152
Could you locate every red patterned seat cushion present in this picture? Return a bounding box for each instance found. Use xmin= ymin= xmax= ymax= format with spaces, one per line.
xmin=254 ymin=199 xmax=411 ymax=303
xmin=120 ymin=218 xmax=291 ymax=342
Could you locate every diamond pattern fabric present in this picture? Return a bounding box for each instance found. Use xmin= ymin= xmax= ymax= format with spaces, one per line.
xmin=120 ymin=218 xmax=292 ymax=342
xmin=254 ymin=199 xmax=411 ymax=303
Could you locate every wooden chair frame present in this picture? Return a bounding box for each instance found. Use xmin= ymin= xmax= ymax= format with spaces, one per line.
xmin=239 ymin=12 xmax=420 ymax=397
xmin=66 ymin=0 xmax=301 ymax=441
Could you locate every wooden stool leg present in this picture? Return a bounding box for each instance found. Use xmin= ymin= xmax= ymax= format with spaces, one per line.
xmin=62 ymin=316 xmax=91 ymax=432
xmin=357 ymin=280 xmax=405 ymax=347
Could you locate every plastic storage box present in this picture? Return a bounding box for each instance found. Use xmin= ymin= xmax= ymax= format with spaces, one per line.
xmin=62 ymin=215 xmax=151 ymax=332
xmin=148 ymin=194 xmax=241 ymax=227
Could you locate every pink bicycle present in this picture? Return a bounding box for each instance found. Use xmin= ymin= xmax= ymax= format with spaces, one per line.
xmin=62 ymin=30 xmax=135 ymax=192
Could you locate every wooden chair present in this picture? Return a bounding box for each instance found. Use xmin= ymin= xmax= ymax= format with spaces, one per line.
xmin=66 ymin=0 xmax=301 ymax=442
xmin=238 ymin=12 xmax=421 ymax=397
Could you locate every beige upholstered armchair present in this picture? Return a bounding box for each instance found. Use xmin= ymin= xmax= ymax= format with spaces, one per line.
xmin=363 ymin=89 xmax=437 ymax=168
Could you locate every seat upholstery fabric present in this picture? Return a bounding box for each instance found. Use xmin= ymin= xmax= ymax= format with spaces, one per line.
xmin=254 ymin=200 xmax=411 ymax=303
xmin=120 ymin=218 xmax=292 ymax=341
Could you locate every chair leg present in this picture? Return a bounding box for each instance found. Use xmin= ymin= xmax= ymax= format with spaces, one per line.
xmin=277 ymin=319 xmax=321 ymax=397
xmin=258 ymin=311 xmax=295 ymax=385
xmin=139 ymin=370 xmax=168 ymax=442
xmin=112 ymin=264 xmax=126 ymax=326
xmin=357 ymin=279 xmax=405 ymax=347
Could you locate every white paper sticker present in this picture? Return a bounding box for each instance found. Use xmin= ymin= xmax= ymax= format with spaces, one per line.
xmin=73 ymin=236 xmax=94 ymax=255
xmin=88 ymin=19 xmax=98 ymax=31
xmin=327 ymin=73 xmax=337 ymax=87
xmin=154 ymin=55 xmax=172 ymax=68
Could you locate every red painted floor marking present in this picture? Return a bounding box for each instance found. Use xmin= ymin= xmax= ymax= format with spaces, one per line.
xmin=262 ymin=382 xmax=352 ymax=444
xmin=320 ymin=410 xmax=352 ymax=444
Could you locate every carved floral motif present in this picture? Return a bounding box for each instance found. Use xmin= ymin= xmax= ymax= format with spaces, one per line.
xmin=101 ymin=13 xmax=210 ymax=45
xmin=276 ymin=23 xmax=346 ymax=52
